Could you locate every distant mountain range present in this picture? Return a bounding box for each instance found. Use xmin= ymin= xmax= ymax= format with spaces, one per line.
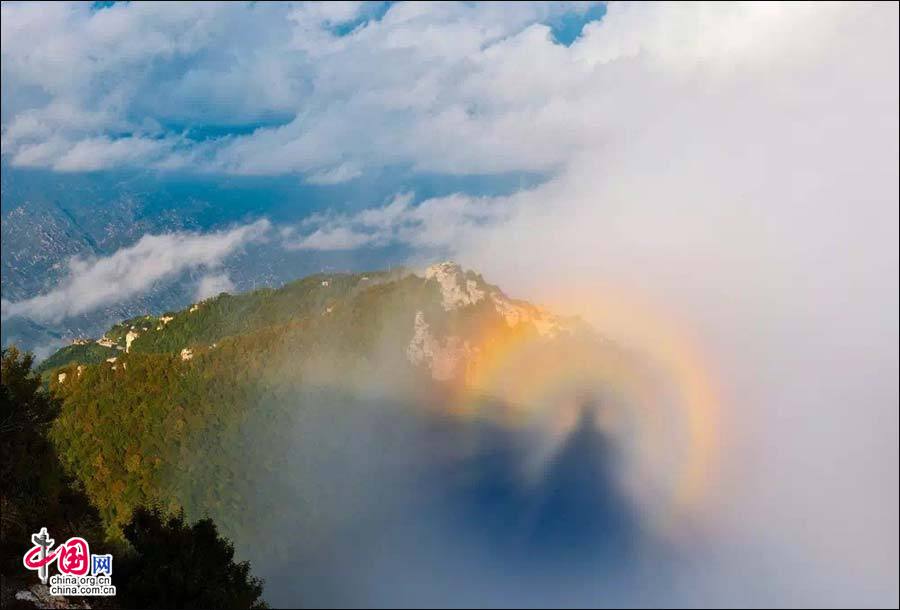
xmin=1 ymin=166 xmax=540 ymax=356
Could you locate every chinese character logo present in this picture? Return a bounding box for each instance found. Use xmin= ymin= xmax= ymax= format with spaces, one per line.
xmin=23 ymin=528 xmax=113 ymax=583
xmin=91 ymin=553 xmax=113 ymax=576
xmin=23 ymin=528 xmax=55 ymax=584
xmin=56 ymin=537 xmax=90 ymax=576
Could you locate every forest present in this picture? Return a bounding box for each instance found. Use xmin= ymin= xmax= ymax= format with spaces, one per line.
xmin=1 ymin=347 xmax=267 ymax=609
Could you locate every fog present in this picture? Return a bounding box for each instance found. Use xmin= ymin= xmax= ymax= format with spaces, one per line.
xmin=230 ymin=373 xmax=670 ymax=608
xmin=229 ymin=3 xmax=898 ymax=607
xmin=450 ymin=3 xmax=900 ymax=607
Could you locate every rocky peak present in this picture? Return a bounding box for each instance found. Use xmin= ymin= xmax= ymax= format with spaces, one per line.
xmin=422 ymin=261 xmax=571 ymax=338
xmin=424 ymin=261 xmax=486 ymax=310
xmin=406 ymin=263 xmax=579 ymax=381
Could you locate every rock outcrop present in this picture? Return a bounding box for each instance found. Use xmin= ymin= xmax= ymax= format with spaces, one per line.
xmin=406 ymin=263 xmax=578 ymax=381
xmin=125 ymin=330 xmax=139 ymax=353
xmin=423 ymin=261 xmax=572 ymax=338
xmin=425 ymin=262 xmax=485 ymax=310
xmin=406 ymin=311 xmax=471 ymax=381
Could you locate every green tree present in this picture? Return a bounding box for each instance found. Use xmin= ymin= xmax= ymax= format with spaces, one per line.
xmin=1 ymin=346 xmax=107 ymax=606
xmin=117 ymin=507 xmax=267 ymax=609
xmin=2 ymin=346 xmax=268 ymax=609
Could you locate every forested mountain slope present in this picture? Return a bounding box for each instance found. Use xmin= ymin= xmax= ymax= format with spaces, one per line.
xmin=40 ymin=263 xmax=604 ymax=545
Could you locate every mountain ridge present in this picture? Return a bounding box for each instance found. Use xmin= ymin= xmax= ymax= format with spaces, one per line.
xmin=37 ymin=262 xmax=586 ymax=380
xmin=40 ymin=262 xmax=607 ymax=547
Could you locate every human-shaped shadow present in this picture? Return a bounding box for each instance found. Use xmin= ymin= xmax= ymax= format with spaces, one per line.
xmin=444 ymin=397 xmax=642 ymax=564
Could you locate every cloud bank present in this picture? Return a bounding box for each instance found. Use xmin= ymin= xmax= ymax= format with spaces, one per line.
xmin=1 ymin=220 xmax=270 ymax=322
xmin=286 ymin=2 xmax=900 ymax=605
xmin=283 ymin=192 xmax=509 ymax=251
xmin=1 ymin=1 xmax=603 ymax=179
xmin=195 ymin=272 xmax=236 ymax=301
xmin=453 ymin=4 xmax=899 ymax=606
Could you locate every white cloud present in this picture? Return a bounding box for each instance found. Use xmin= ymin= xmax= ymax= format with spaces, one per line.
xmin=304 ymin=163 xmax=363 ymax=185
xmin=284 ymin=191 xmax=508 ymax=250
xmin=288 ymin=225 xmax=375 ymax=251
xmin=1 ymin=220 xmax=270 ymax=322
xmin=278 ymin=3 xmax=899 ymax=604
xmin=51 ymin=135 xmax=176 ymax=172
xmin=0 ymin=1 xmax=603 ymax=178
xmin=195 ymin=272 xmax=236 ymax=300
xmin=456 ymin=5 xmax=897 ymax=605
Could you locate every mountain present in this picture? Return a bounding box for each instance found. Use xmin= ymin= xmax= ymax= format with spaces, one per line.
xmin=38 ymin=262 xmax=587 ymax=381
xmin=1 ymin=165 xmax=540 ymax=357
xmin=37 ymin=262 xmax=646 ymax=605
xmin=0 ymin=165 xmax=380 ymax=355
xmin=0 ymin=166 xmax=258 ymax=356
xmin=37 ymin=261 xmax=618 ymax=526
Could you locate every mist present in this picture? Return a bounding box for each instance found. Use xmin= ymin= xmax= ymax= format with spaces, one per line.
xmin=447 ymin=3 xmax=899 ymax=607
xmin=207 ymin=5 xmax=900 ymax=606
xmin=223 ymin=359 xmax=675 ymax=608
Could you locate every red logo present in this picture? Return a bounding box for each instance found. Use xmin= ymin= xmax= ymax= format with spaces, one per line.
xmin=23 ymin=529 xmax=97 ymax=582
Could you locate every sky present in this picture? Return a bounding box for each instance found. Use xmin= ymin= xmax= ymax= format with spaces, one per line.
xmin=1 ymin=1 xmax=898 ymax=606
